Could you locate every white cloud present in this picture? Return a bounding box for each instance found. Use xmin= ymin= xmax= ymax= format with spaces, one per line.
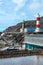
xmin=12 ymin=0 xmax=26 ymax=11
xmin=28 ymin=2 xmax=41 ymax=12
xmin=21 ymin=12 xmax=26 ymax=16
xmin=12 ymin=0 xmax=23 ymax=4
xmin=12 ymin=0 xmax=25 ymax=6
xmin=0 ymin=10 xmax=15 ymax=21
xmin=21 ymin=12 xmax=27 ymax=19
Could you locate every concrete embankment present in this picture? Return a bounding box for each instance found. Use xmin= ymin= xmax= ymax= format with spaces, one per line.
xmin=0 ymin=49 xmax=43 ymax=58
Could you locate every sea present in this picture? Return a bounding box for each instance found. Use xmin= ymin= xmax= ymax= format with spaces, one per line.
xmin=0 ymin=56 xmax=43 ymax=65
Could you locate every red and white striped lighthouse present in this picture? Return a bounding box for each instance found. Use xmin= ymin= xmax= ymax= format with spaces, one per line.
xmin=35 ymin=13 xmax=41 ymax=32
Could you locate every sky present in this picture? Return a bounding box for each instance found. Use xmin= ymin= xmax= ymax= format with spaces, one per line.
xmin=0 ymin=0 xmax=43 ymax=31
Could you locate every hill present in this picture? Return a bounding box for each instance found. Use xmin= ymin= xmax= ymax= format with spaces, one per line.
xmin=1 ymin=18 xmax=43 ymax=46
xmin=3 ymin=18 xmax=43 ymax=32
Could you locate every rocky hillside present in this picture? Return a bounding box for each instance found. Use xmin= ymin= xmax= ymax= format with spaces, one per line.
xmin=3 ymin=18 xmax=43 ymax=32
xmin=1 ymin=18 xmax=43 ymax=45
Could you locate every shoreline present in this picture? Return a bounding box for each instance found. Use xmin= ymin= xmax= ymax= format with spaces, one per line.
xmin=0 ymin=54 xmax=43 ymax=59
xmin=0 ymin=50 xmax=43 ymax=58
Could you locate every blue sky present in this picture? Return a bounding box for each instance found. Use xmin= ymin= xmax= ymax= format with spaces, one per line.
xmin=0 ymin=0 xmax=43 ymax=31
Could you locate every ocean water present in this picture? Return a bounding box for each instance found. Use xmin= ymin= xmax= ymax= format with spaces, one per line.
xmin=0 ymin=56 xmax=43 ymax=65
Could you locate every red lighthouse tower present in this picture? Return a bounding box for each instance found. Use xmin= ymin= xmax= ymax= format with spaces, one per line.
xmin=35 ymin=13 xmax=41 ymax=33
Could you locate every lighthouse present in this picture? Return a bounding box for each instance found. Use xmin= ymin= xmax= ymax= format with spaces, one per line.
xmin=20 ymin=21 xmax=25 ymax=32
xmin=35 ymin=13 xmax=41 ymax=33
